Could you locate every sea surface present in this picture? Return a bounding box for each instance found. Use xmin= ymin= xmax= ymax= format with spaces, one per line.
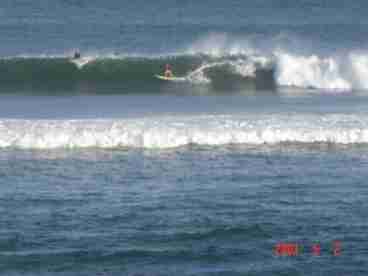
xmin=1 ymin=1 xmax=368 ymax=275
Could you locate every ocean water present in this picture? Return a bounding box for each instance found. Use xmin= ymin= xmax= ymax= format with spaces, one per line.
xmin=1 ymin=1 xmax=368 ymax=275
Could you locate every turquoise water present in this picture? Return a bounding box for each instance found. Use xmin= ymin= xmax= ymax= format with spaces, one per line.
xmin=1 ymin=1 xmax=368 ymax=275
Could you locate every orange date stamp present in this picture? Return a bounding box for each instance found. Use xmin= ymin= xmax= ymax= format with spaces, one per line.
xmin=274 ymin=240 xmax=341 ymax=256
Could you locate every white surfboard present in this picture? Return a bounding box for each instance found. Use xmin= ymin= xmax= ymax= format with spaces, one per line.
xmin=70 ymin=57 xmax=94 ymax=69
xmin=155 ymin=75 xmax=186 ymax=82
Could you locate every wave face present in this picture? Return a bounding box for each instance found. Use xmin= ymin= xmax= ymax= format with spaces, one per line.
xmin=1 ymin=114 xmax=368 ymax=149
xmin=2 ymin=48 xmax=368 ymax=92
xmin=0 ymin=54 xmax=275 ymax=92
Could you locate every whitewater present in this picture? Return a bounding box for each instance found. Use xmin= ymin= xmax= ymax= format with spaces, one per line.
xmin=1 ymin=113 xmax=367 ymax=149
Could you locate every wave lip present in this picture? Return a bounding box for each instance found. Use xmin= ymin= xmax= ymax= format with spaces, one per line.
xmin=1 ymin=114 xmax=368 ymax=149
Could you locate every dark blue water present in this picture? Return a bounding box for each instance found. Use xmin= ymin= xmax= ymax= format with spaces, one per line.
xmin=1 ymin=146 xmax=368 ymax=275
xmin=1 ymin=1 xmax=368 ymax=275
xmin=2 ymin=0 xmax=368 ymax=55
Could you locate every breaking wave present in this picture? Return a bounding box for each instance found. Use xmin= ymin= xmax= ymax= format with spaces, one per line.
xmin=275 ymin=51 xmax=368 ymax=91
xmin=1 ymin=114 xmax=368 ymax=149
xmin=2 ymin=37 xmax=368 ymax=92
xmin=0 ymin=53 xmax=275 ymax=92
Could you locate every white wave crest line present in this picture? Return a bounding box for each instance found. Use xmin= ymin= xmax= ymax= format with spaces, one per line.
xmin=1 ymin=115 xmax=368 ymax=149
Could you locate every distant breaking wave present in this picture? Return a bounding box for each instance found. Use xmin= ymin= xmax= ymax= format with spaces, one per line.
xmin=1 ymin=48 xmax=368 ymax=92
xmin=1 ymin=114 xmax=368 ymax=149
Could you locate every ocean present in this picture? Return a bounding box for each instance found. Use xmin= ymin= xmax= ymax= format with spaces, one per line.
xmin=1 ymin=1 xmax=368 ymax=275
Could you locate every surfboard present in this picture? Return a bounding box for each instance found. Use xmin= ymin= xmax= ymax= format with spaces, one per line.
xmin=70 ymin=57 xmax=93 ymax=69
xmin=155 ymin=75 xmax=186 ymax=82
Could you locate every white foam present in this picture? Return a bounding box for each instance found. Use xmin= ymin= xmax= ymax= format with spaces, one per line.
xmin=1 ymin=114 xmax=368 ymax=149
xmin=186 ymin=57 xmax=272 ymax=84
xmin=186 ymin=34 xmax=368 ymax=91
xmin=186 ymin=63 xmax=213 ymax=84
xmin=275 ymin=51 xmax=351 ymax=90
xmin=186 ymin=33 xmax=259 ymax=58
xmin=70 ymin=56 xmax=96 ymax=68
xmin=348 ymin=52 xmax=368 ymax=89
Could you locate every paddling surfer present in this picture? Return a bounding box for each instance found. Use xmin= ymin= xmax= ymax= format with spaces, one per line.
xmin=164 ymin=64 xmax=173 ymax=78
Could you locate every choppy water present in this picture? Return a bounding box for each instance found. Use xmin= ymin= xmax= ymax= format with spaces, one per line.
xmin=1 ymin=146 xmax=368 ymax=275
xmin=1 ymin=1 xmax=368 ymax=275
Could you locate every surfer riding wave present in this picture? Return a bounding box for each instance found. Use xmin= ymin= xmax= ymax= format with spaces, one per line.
xmin=164 ymin=64 xmax=173 ymax=78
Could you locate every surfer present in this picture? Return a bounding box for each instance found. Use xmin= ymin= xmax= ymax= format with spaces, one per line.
xmin=73 ymin=50 xmax=81 ymax=60
xmin=155 ymin=64 xmax=184 ymax=81
xmin=164 ymin=64 xmax=173 ymax=78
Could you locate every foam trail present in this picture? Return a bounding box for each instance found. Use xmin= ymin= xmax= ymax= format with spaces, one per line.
xmin=1 ymin=114 xmax=368 ymax=149
xmin=187 ymin=62 xmax=222 ymax=84
xmin=70 ymin=56 xmax=96 ymax=68
xmin=186 ymin=57 xmax=272 ymax=84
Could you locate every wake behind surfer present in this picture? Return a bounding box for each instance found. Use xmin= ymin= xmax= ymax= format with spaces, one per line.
xmin=164 ymin=64 xmax=173 ymax=78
